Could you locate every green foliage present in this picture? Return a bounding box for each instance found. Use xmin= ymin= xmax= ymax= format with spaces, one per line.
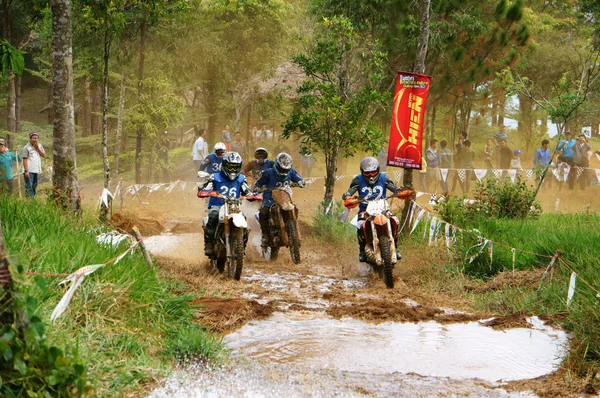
xmin=283 ymin=16 xmax=389 ymax=166
xmin=437 ymin=175 xmax=541 ymax=225
xmin=0 ymin=40 xmax=25 ymax=76
xmin=309 ymin=203 xmax=355 ymax=245
xmin=0 ymin=196 xmax=223 ymax=395
xmin=1 ymin=289 xmax=88 ymax=396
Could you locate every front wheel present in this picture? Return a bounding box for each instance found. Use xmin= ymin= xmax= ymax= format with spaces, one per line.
xmin=286 ymin=218 xmax=301 ymax=264
xmin=379 ymin=235 xmax=394 ymax=289
xmin=230 ymin=228 xmax=245 ymax=280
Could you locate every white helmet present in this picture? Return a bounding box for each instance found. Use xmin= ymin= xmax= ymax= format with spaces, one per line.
xmin=274 ymin=152 xmax=293 ymax=181
xmin=360 ymin=157 xmax=380 ymax=185
xmin=214 ymin=142 xmax=227 ymax=158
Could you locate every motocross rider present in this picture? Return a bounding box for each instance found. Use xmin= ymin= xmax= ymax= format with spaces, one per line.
xmin=199 ymin=142 xmax=227 ymax=173
xmin=242 ymin=147 xmax=273 ymax=180
xmin=254 ymin=152 xmax=305 ymax=248
xmin=198 ymin=152 xmax=254 ymax=258
xmin=342 ymin=157 xmax=409 ymax=263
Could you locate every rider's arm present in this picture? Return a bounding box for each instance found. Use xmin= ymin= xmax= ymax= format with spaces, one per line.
xmin=383 ymin=174 xmax=404 ymax=195
xmin=289 ymin=169 xmax=304 ymax=184
xmin=253 ymin=170 xmax=268 ymax=190
xmin=240 ymin=180 xmax=252 ymax=196
xmin=241 ymin=160 xmax=254 ymax=175
xmin=200 ymin=175 xmax=215 ymax=191
xmin=199 ymin=155 xmax=211 ymax=171
xmin=341 ymin=176 xmax=360 ymax=200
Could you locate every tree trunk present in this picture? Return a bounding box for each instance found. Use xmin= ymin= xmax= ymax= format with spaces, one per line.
xmin=3 ymin=0 xmax=15 ymax=147
xmin=81 ymin=77 xmax=92 ymax=137
xmin=323 ymin=148 xmax=339 ymax=208
xmin=50 ymin=0 xmax=81 ymax=213
xmin=246 ymin=103 xmax=252 ymax=145
xmin=15 ymin=74 xmax=21 ymax=132
xmin=101 ymin=27 xmax=111 ymax=192
xmin=205 ymin=62 xmax=217 ymax=144
xmin=135 ymin=21 xmax=146 ymax=184
xmin=234 ymin=92 xmax=242 ymax=133
xmin=402 ymin=0 xmax=430 ymax=234
xmin=114 ymin=72 xmax=126 ymax=180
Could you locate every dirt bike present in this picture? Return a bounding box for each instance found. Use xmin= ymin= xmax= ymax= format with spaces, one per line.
xmin=344 ymin=191 xmax=412 ymax=289
xmin=254 ymin=184 xmax=302 ymax=264
xmin=198 ymin=190 xmax=257 ymax=280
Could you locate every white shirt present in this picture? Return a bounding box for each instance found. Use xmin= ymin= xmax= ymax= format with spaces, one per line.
xmin=192 ymin=137 xmax=208 ymax=160
xmin=21 ymin=143 xmax=44 ymax=173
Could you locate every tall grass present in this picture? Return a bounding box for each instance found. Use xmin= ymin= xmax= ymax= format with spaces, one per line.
xmin=309 ymin=202 xmax=356 ymax=245
xmin=0 ymin=196 xmax=223 ymax=395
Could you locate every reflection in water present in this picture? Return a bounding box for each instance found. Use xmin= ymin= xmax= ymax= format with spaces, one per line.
xmin=225 ymin=312 xmax=567 ymax=383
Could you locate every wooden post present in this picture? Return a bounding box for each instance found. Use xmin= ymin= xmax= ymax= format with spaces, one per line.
xmin=132 ymin=226 xmax=153 ymax=267
xmin=538 ymin=250 xmax=561 ymax=292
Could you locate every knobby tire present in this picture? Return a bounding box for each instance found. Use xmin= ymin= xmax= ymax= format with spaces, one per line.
xmin=231 ymin=228 xmax=245 ymax=281
xmin=286 ymin=219 xmax=301 ymax=264
xmin=379 ymin=235 xmax=394 ymax=289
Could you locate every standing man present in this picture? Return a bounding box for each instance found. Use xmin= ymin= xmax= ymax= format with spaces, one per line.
xmin=221 ymin=124 xmax=231 ymax=151
xmin=272 ymin=137 xmax=290 ymax=157
xmin=230 ymin=132 xmax=248 ymax=160
xmin=0 ymin=137 xmax=20 ymax=194
xmin=425 ymin=139 xmax=440 ymax=192
xmin=534 ymin=139 xmax=552 ymax=188
xmin=192 ymin=128 xmax=208 ymax=171
xmin=557 ymin=131 xmax=576 ymax=189
xmin=21 ymin=132 xmax=46 ymax=198
xmin=573 ymin=134 xmax=591 ymax=190
xmin=492 ymin=124 xmax=508 ymax=168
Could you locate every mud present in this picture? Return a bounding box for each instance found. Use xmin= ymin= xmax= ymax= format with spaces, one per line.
xmin=466 ymin=270 xmax=546 ymax=293
xmin=193 ymin=297 xmax=276 ymax=333
xmin=109 ymin=212 xmax=164 ymax=236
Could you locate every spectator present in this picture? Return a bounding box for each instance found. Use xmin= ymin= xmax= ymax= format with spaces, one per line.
xmin=492 ymin=124 xmax=509 ymax=168
xmin=534 ymin=139 xmax=552 ymax=188
xmin=498 ymin=140 xmax=513 ymax=170
xmin=484 ymin=138 xmax=494 ymax=169
xmin=419 ymin=155 xmax=427 ymax=192
xmin=21 ymin=132 xmax=46 ymax=198
xmin=221 ymin=125 xmax=231 ymax=150
xmin=462 ymin=140 xmax=475 ymax=192
xmin=0 ymin=137 xmax=20 ymax=194
xmin=573 ymin=134 xmax=591 ymax=190
xmin=192 ymin=128 xmax=208 ymax=171
xmin=272 ymin=137 xmax=290 ymax=157
xmin=450 ymin=143 xmax=465 ymax=193
xmin=510 ymin=149 xmax=523 ymax=171
xmin=460 ymin=131 xmax=468 ymax=145
xmin=425 ymin=139 xmax=440 ymax=192
xmin=439 ymin=140 xmax=452 ymax=194
xmin=557 ymin=131 xmax=576 ymax=165
xmin=230 ymin=132 xmax=248 ymax=160
xmin=300 ymin=151 xmax=315 ymax=178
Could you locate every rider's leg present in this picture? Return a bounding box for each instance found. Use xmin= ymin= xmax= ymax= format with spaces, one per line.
xmin=204 ymin=206 xmax=219 ymax=257
xmin=258 ymin=206 xmax=270 ymax=246
xmin=357 ymin=228 xmax=367 ymax=263
xmin=392 ymin=216 xmax=402 ymax=261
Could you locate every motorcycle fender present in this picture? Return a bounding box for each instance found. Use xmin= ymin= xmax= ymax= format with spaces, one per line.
xmin=373 ymin=215 xmax=389 ymax=226
xmin=281 ymin=202 xmax=295 ymax=211
xmin=231 ymin=213 xmax=247 ymax=228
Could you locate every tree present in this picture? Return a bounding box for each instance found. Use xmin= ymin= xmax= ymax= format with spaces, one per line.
xmin=50 ymin=0 xmax=80 ymax=212
xmin=283 ymin=16 xmax=389 ymax=206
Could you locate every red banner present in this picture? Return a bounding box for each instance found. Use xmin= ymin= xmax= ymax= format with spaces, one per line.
xmin=387 ymin=72 xmax=432 ymax=170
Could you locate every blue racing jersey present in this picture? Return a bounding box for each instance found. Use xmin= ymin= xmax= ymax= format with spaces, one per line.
xmin=342 ymin=172 xmax=402 ymax=212
xmin=201 ymin=172 xmax=250 ymax=207
xmin=254 ymin=167 xmax=303 ymax=207
xmin=200 ymin=153 xmax=223 ymax=174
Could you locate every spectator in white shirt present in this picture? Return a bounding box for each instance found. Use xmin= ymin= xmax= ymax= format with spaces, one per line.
xmin=21 ymin=132 xmax=46 ymax=198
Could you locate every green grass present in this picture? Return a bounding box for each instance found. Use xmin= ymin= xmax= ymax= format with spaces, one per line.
xmin=0 ymin=196 xmax=223 ymax=395
xmin=309 ymin=203 xmax=356 ymax=245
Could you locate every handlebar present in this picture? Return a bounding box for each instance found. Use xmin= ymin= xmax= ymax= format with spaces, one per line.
xmin=197 ymin=190 xmax=262 ymax=202
xmin=343 ymin=190 xmax=414 ymax=208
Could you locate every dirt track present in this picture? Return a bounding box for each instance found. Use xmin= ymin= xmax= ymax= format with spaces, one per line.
xmin=100 ymin=178 xmax=591 ymax=397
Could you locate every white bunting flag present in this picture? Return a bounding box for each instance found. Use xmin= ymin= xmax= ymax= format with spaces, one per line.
xmin=407 ymin=202 xmax=417 ymax=229
xmin=416 ymin=191 xmax=425 ymax=198
xmin=507 ymin=169 xmax=517 ymax=183
xmin=428 ymin=217 xmax=437 ymax=246
xmin=179 ymin=181 xmax=187 ymax=192
xmin=410 ymin=209 xmax=426 ymax=235
xmin=394 ymin=170 xmax=404 ymax=184
xmin=474 ymin=169 xmax=487 ymax=181
xmin=165 ymin=180 xmax=180 ymax=194
xmin=468 ymin=239 xmax=488 ymax=264
xmin=575 ymin=167 xmax=584 ymax=180
xmin=492 ymin=169 xmax=502 ymax=179
xmin=488 ymin=242 xmax=493 ymax=265
xmin=423 ymin=213 xmax=432 ymax=239
xmin=563 ymin=166 xmax=570 ymax=182
xmin=458 ymin=169 xmax=466 ymax=182
xmin=555 ymin=198 xmax=560 ymax=211
xmin=596 ymin=153 xmax=600 ymax=161
xmin=596 ymin=169 xmax=600 ymax=183
xmin=440 ymin=168 xmax=449 ymax=183
xmin=524 ymin=169 xmax=534 ymax=180
xmin=511 ymin=248 xmax=516 ymax=274
xmin=445 ymin=223 xmax=452 ymax=249
xmin=552 ymin=168 xmax=561 ymax=181
xmin=567 ymin=272 xmax=577 ymax=307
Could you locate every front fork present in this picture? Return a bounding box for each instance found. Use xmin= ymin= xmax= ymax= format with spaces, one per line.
xmin=223 ymin=203 xmax=232 ymax=262
xmin=367 ymin=219 xmax=397 ymax=265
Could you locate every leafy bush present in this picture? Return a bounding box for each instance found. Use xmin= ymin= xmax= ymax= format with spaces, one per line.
xmin=1 ymin=284 xmax=88 ymax=397
xmin=437 ymin=175 xmax=542 ymax=224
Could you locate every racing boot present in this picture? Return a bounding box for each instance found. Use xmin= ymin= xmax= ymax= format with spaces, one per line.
xmin=396 ymin=249 xmax=402 ymax=261
xmin=357 ymin=230 xmax=367 ymax=263
xmin=259 ymin=208 xmax=271 ymax=248
xmin=204 ymin=230 xmax=215 ymax=258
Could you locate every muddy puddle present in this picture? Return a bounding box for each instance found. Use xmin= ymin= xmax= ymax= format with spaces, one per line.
xmin=147 ymin=233 xmax=568 ymax=396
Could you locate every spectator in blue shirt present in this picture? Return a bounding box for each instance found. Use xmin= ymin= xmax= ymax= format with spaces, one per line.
xmin=0 ymin=137 xmax=20 ymax=194
xmin=534 ymin=139 xmax=551 ymax=168
xmin=557 ymin=131 xmax=576 ymax=163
